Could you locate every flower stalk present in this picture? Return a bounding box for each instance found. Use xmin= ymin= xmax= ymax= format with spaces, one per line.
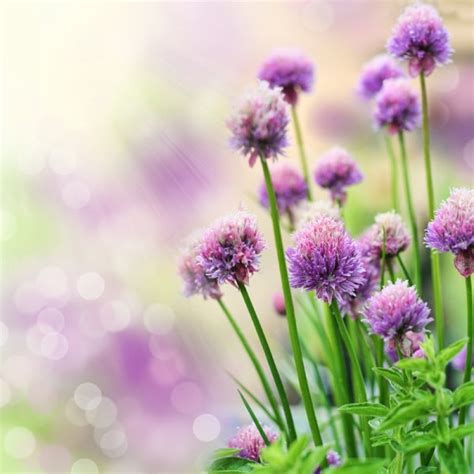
xmin=291 ymin=106 xmax=312 ymax=201
xmin=384 ymin=134 xmax=399 ymax=212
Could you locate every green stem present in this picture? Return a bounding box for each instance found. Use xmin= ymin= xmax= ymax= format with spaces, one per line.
xmin=330 ymin=300 xmax=372 ymax=457
xmin=397 ymin=131 xmax=422 ymax=292
xmin=384 ymin=134 xmax=399 ymax=212
xmin=387 ymin=259 xmax=396 ymax=282
xmin=420 ymin=72 xmax=444 ymax=349
xmin=396 ymin=254 xmax=413 ymax=286
xmin=356 ymin=319 xmax=377 ymax=397
xmin=238 ymin=391 xmax=271 ymax=446
xmin=260 ymin=157 xmax=323 ymax=446
xmin=459 ymin=275 xmax=473 ymax=427
xmin=217 ymin=299 xmax=285 ymax=434
xmin=374 ymin=336 xmax=389 ymax=406
xmin=323 ymin=303 xmax=358 ymax=457
xmin=237 ymin=283 xmax=297 ymax=443
xmin=291 ymin=106 xmax=312 ymax=201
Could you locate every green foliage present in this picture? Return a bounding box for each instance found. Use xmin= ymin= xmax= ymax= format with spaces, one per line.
xmin=331 ymin=459 xmax=386 ymax=474
xmin=437 ymin=440 xmax=469 ymax=474
xmin=339 ymin=403 xmax=389 ymax=418
xmin=208 ymin=448 xmax=256 ymax=473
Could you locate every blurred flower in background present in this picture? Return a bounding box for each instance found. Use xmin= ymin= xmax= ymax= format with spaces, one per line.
xmin=1 ymin=1 xmax=473 ymax=472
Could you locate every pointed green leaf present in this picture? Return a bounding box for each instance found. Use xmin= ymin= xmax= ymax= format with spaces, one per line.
xmin=339 ymin=402 xmax=389 ymax=417
xmin=438 ymin=440 xmax=469 ymax=474
xmin=332 ymin=458 xmax=386 ymax=473
xmin=208 ymin=456 xmax=255 ymax=472
xmin=238 ymin=391 xmax=270 ymax=446
xmin=211 ymin=448 xmax=241 ymax=460
xmin=450 ymin=422 xmax=474 ymax=440
xmin=373 ymin=367 xmax=404 ymax=387
xmin=453 ymin=381 xmax=474 ymax=409
xmin=437 ymin=338 xmax=468 ymax=367
xmin=396 ymin=358 xmax=428 ymax=372
xmin=414 ymin=468 xmax=439 ymax=474
xmin=400 ymin=432 xmax=438 ymax=454
xmin=378 ymin=396 xmax=435 ymax=431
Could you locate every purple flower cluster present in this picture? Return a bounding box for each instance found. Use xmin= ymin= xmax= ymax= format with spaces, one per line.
xmin=363 ymin=280 xmax=432 ymax=342
xmin=287 ymin=215 xmax=365 ymax=305
xmin=357 ymin=54 xmax=405 ymax=100
xmin=313 ymin=147 xmax=363 ymax=204
xmin=228 ymin=424 xmax=278 ymax=462
xmin=364 ymin=211 xmax=411 ymax=259
xmin=259 ymin=163 xmax=308 ymax=216
xmin=374 ymin=78 xmax=421 ymax=134
xmin=314 ymin=450 xmax=341 ymax=473
xmin=387 ymin=3 xmax=453 ymax=77
xmin=227 ymin=81 xmax=290 ymax=167
xmin=198 ymin=210 xmax=265 ymax=287
xmin=425 ymin=188 xmax=474 ymax=277
xmin=258 ymin=49 xmax=315 ymax=105
xmin=177 ymin=233 xmax=222 ymax=300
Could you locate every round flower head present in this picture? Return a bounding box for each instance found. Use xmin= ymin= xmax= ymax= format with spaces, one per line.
xmin=258 ymin=163 xmax=308 ymax=217
xmin=366 ymin=211 xmax=411 ymax=259
xmin=357 ymin=54 xmax=405 ymax=99
xmin=313 ymin=147 xmax=363 ymax=204
xmin=198 ymin=210 xmax=265 ymax=287
xmin=177 ymin=232 xmax=222 ymax=300
xmin=296 ymin=199 xmax=341 ymax=229
xmin=227 ymin=81 xmax=290 ymax=167
xmin=363 ymin=280 xmax=432 ymax=341
xmin=286 ymin=215 xmax=365 ymax=305
xmin=272 ymin=291 xmax=286 ymax=316
xmin=258 ymin=49 xmax=315 ymax=105
xmin=425 ymin=188 xmax=474 ymax=277
xmin=387 ymin=3 xmax=453 ymax=77
xmin=228 ymin=424 xmax=278 ymax=462
xmin=452 ymin=346 xmax=474 ymax=372
xmin=374 ymin=78 xmax=421 ymax=134
xmin=314 ymin=451 xmax=341 ymax=474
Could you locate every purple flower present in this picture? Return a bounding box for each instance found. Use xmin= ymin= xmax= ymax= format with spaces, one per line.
xmin=452 ymin=346 xmax=474 ymax=372
xmin=228 ymin=424 xmax=278 ymax=462
xmin=178 ymin=233 xmax=222 ymax=300
xmin=313 ymin=147 xmax=363 ymax=204
xmin=387 ymin=3 xmax=453 ymax=77
xmin=357 ymin=54 xmax=405 ymax=100
xmin=198 ymin=210 xmax=265 ymax=287
xmin=227 ymin=81 xmax=290 ymax=167
xmin=314 ymin=450 xmax=341 ymax=473
xmin=425 ymin=188 xmax=474 ymax=277
xmin=365 ymin=211 xmax=411 ymax=259
xmin=363 ymin=280 xmax=432 ymax=342
xmin=259 ymin=163 xmax=308 ymax=218
xmin=385 ymin=331 xmax=425 ymax=362
xmin=286 ymin=215 xmax=365 ymax=305
xmin=258 ymin=49 xmax=315 ymax=105
xmin=374 ymin=78 xmax=421 ymax=134
xmin=272 ymin=291 xmax=286 ymax=316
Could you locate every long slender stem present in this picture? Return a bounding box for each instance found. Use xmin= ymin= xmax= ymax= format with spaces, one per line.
xmin=217 ymin=299 xmax=285 ymax=433
xmin=384 ymin=134 xmax=399 ymax=212
xmin=397 ymin=131 xmax=422 ymax=292
xmin=396 ymin=254 xmax=413 ymax=286
xmin=323 ymin=303 xmax=358 ymax=457
xmin=459 ymin=275 xmax=473 ymax=427
xmin=330 ymin=300 xmax=372 ymax=457
xmin=260 ymin=157 xmax=323 ymax=446
xmin=420 ymin=72 xmax=444 ymax=349
xmin=291 ymin=106 xmax=312 ymax=201
xmin=237 ymin=283 xmax=296 ymax=442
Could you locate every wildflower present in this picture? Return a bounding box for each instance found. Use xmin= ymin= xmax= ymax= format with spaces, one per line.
xmin=357 ymin=54 xmax=405 ymax=99
xmin=313 ymin=147 xmax=363 ymax=205
xmin=227 ymin=81 xmax=289 ymax=167
xmin=385 ymin=331 xmax=425 ymax=361
xmin=365 ymin=211 xmax=411 ymax=259
xmin=228 ymin=424 xmax=278 ymax=462
xmin=425 ymin=188 xmax=474 ymax=277
xmin=387 ymin=3 xmax=453 ymax=77
xmin=177 ymin=232 xmax=222 ymax=300
xmin=272 ymin=291 xmax=286 ymax=316
xmin=258 ymin=163 xmax=308 ymax=221
xmin=452 ymin=346 xmax=474 ymax=372
xmin=374 ymin=78 xmax=421 ymax=134
xmin=296 ymin=199 xmax=341 ymax=228
xmin=258 ymin=49 xmax=315 ymax=105
xmin=363 ymin=280 xmax=432 ymax=342
xmin=198 ymin=210 xmax=265 ymax=287
xmin=286 ymin=215 xmax=365 ymax=305
xmin=314 ymin=450 xmax=341 ymax=473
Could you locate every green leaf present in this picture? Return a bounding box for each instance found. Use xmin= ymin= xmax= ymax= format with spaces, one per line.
xmin=285 ymin=436 xmax=311 ymax=466
xmin=211 ymin=448 xmax=241 ymax=460
xmin=449 ymin=422 xmax=474 ymax=440
xmin=437 ymin=338 xmax=468 ymax=367
xmin=399 ymin=432 xmax=438 ymax=454
xmin=438 ymin=440 xmax=469 ymax=474
xmin=414 ymin=467 xmax=439 ymax=473
xmin=238 ymin=391 xmax=270 ymax=446
xmin=396 ymin=358 xmax=428 ymax=372
xmin=332 ymin=458 xmax=386 ymax=474
xmin=453 ymin=381 xmax=474 ymax=409
xmin=373 ymin=368 xmax=404 ymax=388
xmin=339 ymin=402 xmax=389 ymax=417
xmin=378 ymin=396 xmax=435 ymax=431
xmin=300 ymin=447 xmax=330 ymax=474
xmin=208 ymin=456 xmax=255 ymax=472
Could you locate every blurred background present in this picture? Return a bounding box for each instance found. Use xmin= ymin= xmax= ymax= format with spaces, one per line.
xmin=1 ymin=1 xmax=473 ymax=472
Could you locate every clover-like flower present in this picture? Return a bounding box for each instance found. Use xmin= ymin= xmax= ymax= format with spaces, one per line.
xmin=228 ymin=424 xmax=278 ymax=462
xmin=286 ymin=215 xmax=365 ymax=304
xmin=387 ymin=3 xmax=453 ymax=77
xmin=198 ymin=210 xmax=265 ymax=287
xmin=227 ymin=81 xmax=289 ymax=167
xmin=258 ymin=49 xmax=315 ymax=105
xmin=374 ymin=78 xmax=421 ymax=134
xmin=425 ymin=188 xmax=474 ymax=277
